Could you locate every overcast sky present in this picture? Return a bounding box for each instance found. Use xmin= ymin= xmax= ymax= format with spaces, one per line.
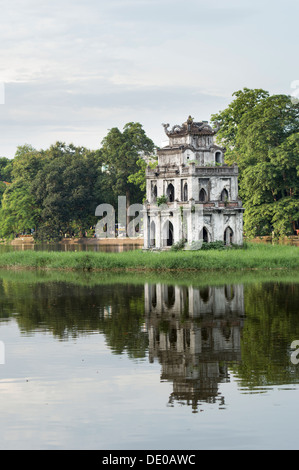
xmin=0 ymin=0 xmax=298 ymax=157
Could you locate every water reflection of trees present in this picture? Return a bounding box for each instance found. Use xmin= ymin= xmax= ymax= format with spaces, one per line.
xmin=0 ymin=280 xmax=148 ymax=359
xmin=1 ymin=277 xmax=299 ymax=407
xmin=231 ymin=282 xmax=299 ymax=388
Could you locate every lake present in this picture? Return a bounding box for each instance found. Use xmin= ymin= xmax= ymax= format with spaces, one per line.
xmin=0 ymin=268 xmax=298 ymax=450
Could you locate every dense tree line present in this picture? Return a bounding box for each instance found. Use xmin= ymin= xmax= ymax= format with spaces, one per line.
xmin=0 ymin=122 xmax=155 ymax=241
xmin=0 ymin=89 xmax=298 ymax=241
xmin=1 ymin=272 xmax=299 ymax=387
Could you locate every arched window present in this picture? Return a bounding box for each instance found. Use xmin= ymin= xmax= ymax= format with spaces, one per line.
xmin=203 ymin=227 xmax=209 ymax=243
xmin=215 ymin=151 xmax=222 ymax=164
xmin=183 ymin=183 xmax=188 ymax=202
xmin=152 ymin=184 xmax=157 ymax=202
xmin=199 ymin=188 xmax=207 ymax=202
xmin=224 ymin=227 xmax=233 ymax=245
xmin=167 ymin=183 xmax=175 ymax=202
xmin=220 ymin=188 xmax=229 ymax=202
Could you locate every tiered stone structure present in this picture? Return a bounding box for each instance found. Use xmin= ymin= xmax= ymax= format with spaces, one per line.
xmin=143 ymin=116 xmax=244 ymax=249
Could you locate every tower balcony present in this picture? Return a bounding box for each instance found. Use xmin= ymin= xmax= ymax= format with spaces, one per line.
xmin=144 ymin=199 xmax=243 ymax=211
xmin=146 ymin=163 xmax=238 ymax=179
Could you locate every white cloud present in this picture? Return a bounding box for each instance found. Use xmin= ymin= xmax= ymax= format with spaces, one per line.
xmin=0 ymin=0 xmax=297 ymax=156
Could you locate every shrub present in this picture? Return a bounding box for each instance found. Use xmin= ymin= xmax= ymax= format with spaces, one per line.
xmin=156 ymin=195 xmax=168 ymax=206
xmin=200 ymin=241 xmax=226 ymax=250
xmin=170 ymin=239 xmax=186 ymax=251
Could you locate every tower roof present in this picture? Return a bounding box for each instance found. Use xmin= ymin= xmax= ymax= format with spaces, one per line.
xmin=162 ymin=116 xmax=220 ymax=137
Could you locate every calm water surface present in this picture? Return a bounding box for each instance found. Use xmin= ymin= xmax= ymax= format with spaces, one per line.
xmin=0 ymin=269 xmax=298 ymax=450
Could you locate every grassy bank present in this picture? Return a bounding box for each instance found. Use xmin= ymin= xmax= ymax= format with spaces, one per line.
xmin=0 ymin=243 xmax=298 ymax=272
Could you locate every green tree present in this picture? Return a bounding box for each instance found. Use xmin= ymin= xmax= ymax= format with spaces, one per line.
xmin=211 ymin=88 xmax=270 ymax=165
xmin=0 ymin=179 xmax=40 ymax=238
xmin=127 ymin=155 xmax=157 ymax=196
xmin=32 ymin=142 xmax=99 ymax=241
xmin=0 ymin=182 xmax=7 ymax=206
xmin=0 ymin=157 xmax=13 ymax=182
xmin=92 ymin=149 xmax=118 ymax=209
xmin=100 ymin=122 xmax=156 ymax=219
xmin=0 ymin=156 xmax=16 ymax=209
xmin=0 ymin=145 xmax=41 ymax=238
xmin=12 ymin=144 xmax=45 ymax=181
xmin=211 ymin=89 xmax=299 ymax=237
xmin=0 ymin=142 xmax=112 ymax=241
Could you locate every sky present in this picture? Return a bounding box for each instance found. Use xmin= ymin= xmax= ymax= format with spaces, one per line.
xmin=0 ymin=0 xmax=298 ymax=157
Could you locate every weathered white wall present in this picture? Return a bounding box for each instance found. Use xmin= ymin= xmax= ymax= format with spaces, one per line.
xmin=144 ymin=122 xmax=243 ymax=249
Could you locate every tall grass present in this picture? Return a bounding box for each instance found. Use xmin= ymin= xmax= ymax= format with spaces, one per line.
xmin=0 ymin=243 xmax=298 ymax=272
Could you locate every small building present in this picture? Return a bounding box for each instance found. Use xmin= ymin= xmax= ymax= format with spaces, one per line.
xmin=143 ymin=116 xmax=244 ymax=249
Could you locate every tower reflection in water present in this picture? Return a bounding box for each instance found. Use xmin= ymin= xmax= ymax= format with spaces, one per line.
xmin=144 ymin=283 xmax=245 ymax=412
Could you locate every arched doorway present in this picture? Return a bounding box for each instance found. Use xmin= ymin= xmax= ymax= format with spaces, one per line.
xmin=150 ymin=220 xmax=156 ymax=247
xmin=224 ymin=226 xmax=233 ymax=245
xmin=164 ymin=220 xmax=174 ymax=247
xmin=200 ymin=226 xmax=209 ymax=243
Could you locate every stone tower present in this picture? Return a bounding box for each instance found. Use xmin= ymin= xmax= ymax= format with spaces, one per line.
xmin=143 ymin=116 xmax=244 ymax=249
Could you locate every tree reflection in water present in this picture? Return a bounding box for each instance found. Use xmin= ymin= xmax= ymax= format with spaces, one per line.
xmin=1 ymin=273 xmax=299 ymax=412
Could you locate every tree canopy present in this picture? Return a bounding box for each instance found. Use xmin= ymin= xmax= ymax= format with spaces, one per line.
xmin=211 ymin=88 xmax=299 ymax=237
xmin=0 ymin=122 xmax=155 ymax=241
xmin=100 ymin=122 xmax=156 ymax=206
xmin=0 ymin=103 xmax=298 ymax=241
